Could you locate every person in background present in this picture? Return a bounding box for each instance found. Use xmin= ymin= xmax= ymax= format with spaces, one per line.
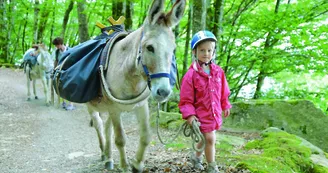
xmin=178 ymin=30 xmax=232 ymax=173
xmin=52 ymin=37 xmax=75 ymax=111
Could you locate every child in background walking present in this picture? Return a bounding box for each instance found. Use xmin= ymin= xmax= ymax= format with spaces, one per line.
xmin=178 ymin=30 xmax=232 ymax=173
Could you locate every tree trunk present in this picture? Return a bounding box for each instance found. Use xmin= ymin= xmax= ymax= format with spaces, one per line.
xmin=253 ymin=71 xmax=265 ymax=99
xmin=213 ymin=0 xmax=224 ymax=55
xmin=112 ymin=0 xmax=123 ymax=21
xmin=37 ymin=0 xmax=51 ymax=44
xmin=253 ymin=0 xmax=281 ymax=99
xmin=192 ymin=0 xmax=206 ymax=34
xmin=61 ymin=0 xmax=74 ymax=39
xmin=125 ymin=0 xmax=133 ymax=30
xmin=33 ymin=0 xmax=40 ymax=43
xmin=77 ymin=0 xmax=89 ymax=43
xmin=232 ymin=60 xmax=256 ymax=101
xmin=11 ymin=1 xmax=22 ymax=64
xmin=6 ymin=0 xmax=14 ymax=63
xmin=183 ymin=7 xmax=192 ymax=76
xmin=22 ymin=12 xmax=29 ymax=53
xmin=49 ymin=1 xmax=55 ymax=50
xmin=0 ymin=0 xmax=7 ymax=62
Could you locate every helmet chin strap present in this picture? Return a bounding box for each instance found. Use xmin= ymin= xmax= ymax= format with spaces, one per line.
xmin=197 ymin=59 xmax=213 ymax=66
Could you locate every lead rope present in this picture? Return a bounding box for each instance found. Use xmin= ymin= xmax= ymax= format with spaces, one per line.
xmin=156 ymin=103 xmax=205 ymax=152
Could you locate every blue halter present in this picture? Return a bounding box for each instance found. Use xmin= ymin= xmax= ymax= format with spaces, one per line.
xmin=137 ymin=32 xmax=170 ymax=90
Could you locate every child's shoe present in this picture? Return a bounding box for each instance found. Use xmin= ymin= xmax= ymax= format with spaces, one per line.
xmin=61 ymin=101 xmax=67 ymax=109
xmin=189 ymin=153 xmax=204 ymax=170
xmin=207 ymin=162 xmax=220 ymax=173
xmin=65 ymin=104 xmax=75 ymax=111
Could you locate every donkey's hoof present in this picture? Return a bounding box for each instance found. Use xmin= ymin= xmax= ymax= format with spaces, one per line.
xmin=35 ymin=96 xmax=38 ymax=99
xmin=131 ymin=159 xmax=143 ymax=173
xmin=105 ymin=161 xmax=114 ymax=170
xmin=132 ymin=166 xmax=142 ymax=173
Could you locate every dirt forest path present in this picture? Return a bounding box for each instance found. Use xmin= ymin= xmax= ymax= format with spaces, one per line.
xmin=0 ymin=68 xmax=190 ymax=173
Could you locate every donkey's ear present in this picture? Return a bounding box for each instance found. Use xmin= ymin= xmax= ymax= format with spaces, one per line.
xmin=147 ymin=0 xmax=165 ymax=25
xmin=166 ymin=0 xmax=186 ymax=27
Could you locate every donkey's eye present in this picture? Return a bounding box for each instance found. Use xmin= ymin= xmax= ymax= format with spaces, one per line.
xmin=146 ymin=45 xmax=154 ymax=53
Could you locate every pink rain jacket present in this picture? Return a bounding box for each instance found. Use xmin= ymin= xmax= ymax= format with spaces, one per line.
xmin=178 ymin=63 xmax=232 ymax=133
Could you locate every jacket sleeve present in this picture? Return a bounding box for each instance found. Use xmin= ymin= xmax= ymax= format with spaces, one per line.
xmin=220 ymin=70 xmax=232 ymax=110
xmin=178 ymin=70 xmax=196 ymax=120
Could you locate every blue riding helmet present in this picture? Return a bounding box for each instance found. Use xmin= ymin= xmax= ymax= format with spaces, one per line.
xmin=191 ymin=30 xmax=217 ymax=50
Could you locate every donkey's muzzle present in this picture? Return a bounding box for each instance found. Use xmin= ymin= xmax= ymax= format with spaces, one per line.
xmin=156 ymin=88 xmax=170 ymax=98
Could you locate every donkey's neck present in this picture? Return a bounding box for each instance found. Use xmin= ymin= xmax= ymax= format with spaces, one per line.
xmin=106 ymin=28 xmax=147 ymax=100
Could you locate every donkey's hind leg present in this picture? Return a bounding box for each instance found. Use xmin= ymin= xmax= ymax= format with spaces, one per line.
xmin=131 ymin=103 xmax=151 ymax=172
xmin=88 ymin=108 xmax=106 ymax=160
xmin=41 ymin=76 xmax=49 ymax=105
xmin=32 ymin=79 xmax=38 ymax=99
xmin=26 ymin=75 xmax=32 ymax=101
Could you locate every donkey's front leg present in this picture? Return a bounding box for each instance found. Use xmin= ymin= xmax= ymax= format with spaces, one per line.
xmin=104 ymin=115 xmax=114 ymax=169
xmin=131 ymin=103 xmax=151 ymax=172
xmin=111 ymin=112 xmax=129 ymax=171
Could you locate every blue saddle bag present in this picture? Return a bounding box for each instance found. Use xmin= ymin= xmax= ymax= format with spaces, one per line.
xmin=53 ymin=25 xmax=178 ymax=103
xmin=53 ymin=26 xmax=124 ymax=103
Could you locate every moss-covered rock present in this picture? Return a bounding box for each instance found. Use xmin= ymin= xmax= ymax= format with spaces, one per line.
xmin=223 ymin=100 xmax=328 ymax=152
xmin=217 ymin=128 xmax=328 ymax=173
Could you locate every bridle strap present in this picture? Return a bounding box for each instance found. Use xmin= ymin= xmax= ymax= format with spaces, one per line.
xmin=150 ymin=73 xmax=170 ymax=79
xmin=138 ymin=32 xmax=170 ymax=89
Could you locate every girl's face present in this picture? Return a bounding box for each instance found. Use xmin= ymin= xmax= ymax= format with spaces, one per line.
xmin=193 ymin=41 xmax=215 ymax=63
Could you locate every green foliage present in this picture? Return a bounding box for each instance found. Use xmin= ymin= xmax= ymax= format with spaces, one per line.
xmin=215 ymin=0 xmax=328 ymax=103
xmin=1 ymin=0 xmax=327 ymax=111
xmin=150 ymin=110 xmax=182 ymax=128
xmin=262 ymin=72 xmax=328 ymax=113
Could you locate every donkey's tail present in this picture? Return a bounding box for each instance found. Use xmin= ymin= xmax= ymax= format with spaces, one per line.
xmin=24 ymin=62 xmax=32 ymax=81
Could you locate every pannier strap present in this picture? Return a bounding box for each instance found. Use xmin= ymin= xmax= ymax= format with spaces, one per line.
xmin=99 ymin=65 xmax=150 ymax=105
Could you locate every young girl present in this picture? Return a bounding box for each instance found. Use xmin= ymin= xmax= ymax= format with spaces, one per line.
xmin=178 ymin=30 xmax=232 ymax=173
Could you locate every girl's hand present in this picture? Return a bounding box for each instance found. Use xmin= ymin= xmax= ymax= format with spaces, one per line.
xmin=223 ymin=109 xmax=230 ymax=118
xmin=187 ymin=115 xmax=198 ymax=125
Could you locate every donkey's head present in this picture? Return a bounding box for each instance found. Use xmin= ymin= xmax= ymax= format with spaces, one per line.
xmin=139 ymin=0 xmax=185 ymax=103
xmin=36 ymin=44 xmax=53 ymax=72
